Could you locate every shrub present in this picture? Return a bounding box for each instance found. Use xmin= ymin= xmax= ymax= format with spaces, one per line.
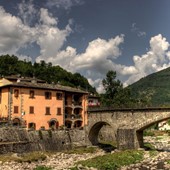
xmin=38 ymin=130 xmax=43 ymax=139
xmin=143 ymin=130 xmax=155 ymax=136
xmin=48 ymin=130 xmax=52 ymax=138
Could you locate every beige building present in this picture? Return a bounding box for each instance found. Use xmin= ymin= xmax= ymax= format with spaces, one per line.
xmin=0 ymin=76 xmax=88 ymax=130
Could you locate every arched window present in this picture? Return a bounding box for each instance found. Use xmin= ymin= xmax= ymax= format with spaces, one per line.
xmin=74 ymin=120 xmax=83 ymax=128
xmin=65 ymin=120 xmax=72 ymax=129
xmin=49 ymin=119 xmax=59 ymax=130
xmin=12 ymin=118 xmax=21 ymax=126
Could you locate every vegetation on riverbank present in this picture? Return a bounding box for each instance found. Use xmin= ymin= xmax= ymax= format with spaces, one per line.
xmin=64 ymin=146 xmax=97 ymax=154
xmin=0 ymin=151 xmax=47 ymax=163
xmin=71 ymin=150 xmax=144 ymax=170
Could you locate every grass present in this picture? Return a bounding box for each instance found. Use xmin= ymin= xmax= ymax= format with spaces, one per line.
xmin=0 ymin=151 xmax=47 ymax=163
xmin=64 ymin=146 xmax=97 ymax=154
xmin=166 ymin=160 xmax=170 ymax=164
xmin=70 ymin=150 xmax=144 ymax=170
xmin=34 ymin=166 xmax=52 ymax=170
xmin=144 ymin=143 xmax=155 ymax=150
xmin=156 ymin=136 xmax=163 ymax=140
xmin=149 ymin=150 xmax=158 ymax=157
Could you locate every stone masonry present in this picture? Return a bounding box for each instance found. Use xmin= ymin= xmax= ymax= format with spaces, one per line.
xmin=87 ymin=107 xmax=170 ymax=150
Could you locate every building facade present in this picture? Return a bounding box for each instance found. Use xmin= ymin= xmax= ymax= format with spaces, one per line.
xmin=88 ymin=94 xmax=100 ymax=107
xmin=0 ymin=76 xmax=88 ymax=130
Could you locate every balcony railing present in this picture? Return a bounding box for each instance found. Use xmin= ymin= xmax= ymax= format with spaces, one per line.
xmin=65 ymin=114 xmax=82 ymax=120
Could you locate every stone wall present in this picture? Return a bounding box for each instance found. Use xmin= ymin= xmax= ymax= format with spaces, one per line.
xmin=98 ymin=125 xmax=116 ymax=142
xmin=0 ymin=127 xmax=86 ymax=154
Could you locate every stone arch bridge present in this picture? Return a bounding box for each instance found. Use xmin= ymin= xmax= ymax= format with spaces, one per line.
xmin=86 ymin=107 xmax=170 ymax=150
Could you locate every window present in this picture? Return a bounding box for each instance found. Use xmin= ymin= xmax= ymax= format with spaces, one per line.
xmin=29 ymin=90 xmax=35 ymax=98
xmin=29 ymin=106 xmax=34 ymax=114
xmin=45 ymin=92 xmax=52 ymax=99
xmin=14 ymin=106 xmax=19 ymax=113
xmin=28 ymin=122 xmax=36 ymax=130
xmin=45 ymin=107 xmax=50 ymax=115
xmin=14 ymin=89 xmax=19 ymax=97
xmin=57 ymin=107 xmax=62 ymax=115
xmin=56 ymin=92 xmax=62 ymax=100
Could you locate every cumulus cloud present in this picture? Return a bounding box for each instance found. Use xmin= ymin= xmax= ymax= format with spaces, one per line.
xmin=36 ymin=8 xmax=72 ymax=60
xmin=17 ymin=0 xmax=37 ymax=26
xmin=71 ymin=35 xmax=124 ymax=70
xmin=40 ymin=8 xmax=57 ymax=26
xmin=1 ymin=1 xmax=170 ymax=94
xmin=124 ymin=34 xmax=170 ymax=86
xmin=36 ymin=33 xmax=170 ymax=93
xmin=0 ymin=6 xmax=36 ymax=55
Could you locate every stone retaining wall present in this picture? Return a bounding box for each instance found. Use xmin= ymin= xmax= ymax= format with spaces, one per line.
xmin=0 ymin=127 xmax=86 ymax=154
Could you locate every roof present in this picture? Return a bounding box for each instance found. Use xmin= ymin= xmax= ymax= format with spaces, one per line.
xmin=88 ymin=95 xmax=100 ymax=99
xmin=3 ymin=75 xmax=46 ymax=83
xmin=0 ymin=78 xmax=88 ymax=94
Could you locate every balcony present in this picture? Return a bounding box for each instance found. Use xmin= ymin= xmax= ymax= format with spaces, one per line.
xmin=65 ymin=114 xmax=82 ymax=121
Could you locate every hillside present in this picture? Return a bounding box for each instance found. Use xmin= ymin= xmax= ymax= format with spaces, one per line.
xmin=129 ymin=67 xmax=170 ymax=107
xmin=0 ymin=55 xmax=97 ymax=94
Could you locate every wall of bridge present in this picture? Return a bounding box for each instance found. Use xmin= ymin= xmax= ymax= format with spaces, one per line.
xmin=87 ymin=108 xmax=170 ymax=149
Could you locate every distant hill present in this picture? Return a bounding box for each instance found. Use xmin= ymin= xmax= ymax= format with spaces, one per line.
xmin=128 ymin=67 xmax=170 ymax=107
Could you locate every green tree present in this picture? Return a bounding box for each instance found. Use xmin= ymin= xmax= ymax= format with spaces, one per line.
xmin=102 ymin=70 xmax=133 ymax=108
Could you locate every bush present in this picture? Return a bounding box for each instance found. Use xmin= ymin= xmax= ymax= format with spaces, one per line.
xmin=38 ymin=130 xmax=43 ymax=139
xmin=143 ymin=130 xmax=155 ymax=136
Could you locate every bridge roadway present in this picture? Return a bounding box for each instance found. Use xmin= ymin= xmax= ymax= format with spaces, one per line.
xmin=86 ymin=107 xmax=170 ymax=150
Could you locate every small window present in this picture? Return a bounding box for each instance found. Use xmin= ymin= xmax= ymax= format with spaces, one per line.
xmin=45 ymin=107 xmax=51 ymax=115
xmin=14 ymin=89 xmax=19 ymax=97
xmin=57 ymin=107 xmax=62 ymax=115
xmin=14 ymin=106 xmax=19 ymax=113
xmin=29 ymin=106 xmax=34 ymax=114
xmin=45 ymin=92 xmax=52 ymax=99
xmin=29 ymin=90 xmax=35 ymax=98
xmin=28 ymin=122 xmax=36 ymax=130
xmin=56 ymin=92 xmax=62 ymax=100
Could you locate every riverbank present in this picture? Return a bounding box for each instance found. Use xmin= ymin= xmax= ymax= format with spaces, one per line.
xmin=0 ymin=148 xmax=170 ymax=170
xmin=1 ymin=135 xmax=170 ymax=170
xmin=0 ymin=148 xmax=105 ymax=170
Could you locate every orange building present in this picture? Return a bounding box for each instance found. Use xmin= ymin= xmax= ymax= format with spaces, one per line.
xmin=0 ymin=76 xmax=88 ymax=130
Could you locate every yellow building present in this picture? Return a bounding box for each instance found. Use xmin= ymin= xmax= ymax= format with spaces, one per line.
xmin=0 ymin=76 xmax=88 ymax=130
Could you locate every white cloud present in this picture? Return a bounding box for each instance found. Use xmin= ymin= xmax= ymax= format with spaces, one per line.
xmin=36 ymin=8 xmax=72 ymax=60
xmin=131 ymin=22 xmax=146 ymax=37
xmin=88 ymin=78 xmax=104 ymax=94
xmin=1 ymin=2 xmax=170 ymax=94
xmin=40 ymin=8 xmax=57 ymax=26
xmin=71 ymin=35 xmax=124 ymax=70
xmin=18 ymin=0 xmax=37 ymax=26
xmin=138 ymin=31 xmax=146 ymax=37
xmin=46 ymin=0 xmax=84 ymax=10
xmin=0 ymin=6 xmax=36 ymax=55
xmin=124 ymin=34 xmax=170 ymax=86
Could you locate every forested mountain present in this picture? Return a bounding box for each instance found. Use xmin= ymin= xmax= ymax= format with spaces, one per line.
xmin=128 ymin=67 xmax=170 ymax=107
xmin=0 ymin=55 xmax=97 ymax=94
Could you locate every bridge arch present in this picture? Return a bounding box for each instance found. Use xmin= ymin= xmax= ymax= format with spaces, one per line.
xmin=135 ymin=115 xmax=170 ymax=148
xmin=88 ymin=121 xmax=112 ymax=145
xmin=136 ymin=115 xmax=170 ymax=131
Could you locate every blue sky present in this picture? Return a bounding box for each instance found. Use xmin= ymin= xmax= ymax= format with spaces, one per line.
xmin=0 ymin=0 xmax=170 ymax=92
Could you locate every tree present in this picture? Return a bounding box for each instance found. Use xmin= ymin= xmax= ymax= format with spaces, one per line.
xmin=102 ymin=70 xmax=133 ymax=108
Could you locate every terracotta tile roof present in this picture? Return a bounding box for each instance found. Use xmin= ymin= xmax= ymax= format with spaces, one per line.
xmin=0 ymin=76 xmax=88 ymax=94
xmin=4 ymin=81 xmax=88 ymax=94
